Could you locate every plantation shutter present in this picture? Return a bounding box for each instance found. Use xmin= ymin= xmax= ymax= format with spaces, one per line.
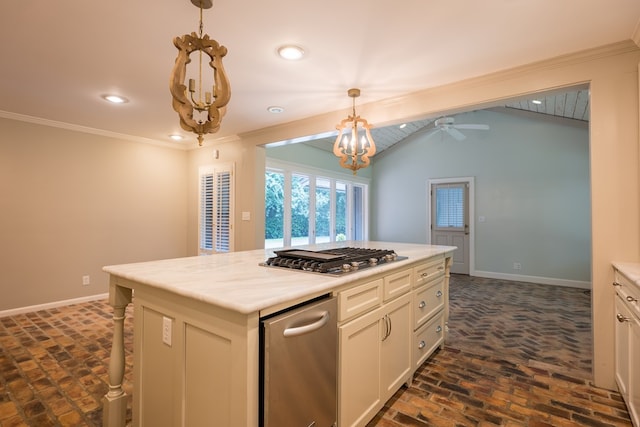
xmin=199 ymin=164 xmax=234 ymax=253
xmin=215 ymin=170 xmax=231 ymax=252
xmin=200 ymin=173 xmax=215 ymax=251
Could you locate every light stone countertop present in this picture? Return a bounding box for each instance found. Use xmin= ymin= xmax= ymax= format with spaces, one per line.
xmin=613 ymin=262 xmax=640 ymax=288
xmin=103 ymin=241 xmax=456 ymax=314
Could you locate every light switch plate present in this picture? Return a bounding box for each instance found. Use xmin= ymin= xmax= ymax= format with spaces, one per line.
xmin=162 ymin=316 xmax=172 ymax=346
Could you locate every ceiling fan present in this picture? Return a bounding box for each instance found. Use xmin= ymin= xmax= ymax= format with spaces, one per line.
xmin=429 ymin=116 xmax=490 ymax=141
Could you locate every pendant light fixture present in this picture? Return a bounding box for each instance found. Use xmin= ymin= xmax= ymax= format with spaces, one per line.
xmin=333 ymin=88 xmax=376 ymax=174
xmin=170 ymin=0 xmax=231 ymax=146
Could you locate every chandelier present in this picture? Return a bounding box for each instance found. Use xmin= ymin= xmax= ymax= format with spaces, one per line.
xmin=332 ymin=88 xmax=376 ymax=174
xmin=170 ymin=0 xmax=231 ymax=146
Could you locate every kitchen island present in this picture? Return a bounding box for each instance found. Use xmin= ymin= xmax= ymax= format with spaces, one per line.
xmin=101 ymin=241 xmax=456 ymax=427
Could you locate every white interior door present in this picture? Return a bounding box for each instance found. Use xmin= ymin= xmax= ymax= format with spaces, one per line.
xmin=429 ymin=180 xmax=471 ymax=275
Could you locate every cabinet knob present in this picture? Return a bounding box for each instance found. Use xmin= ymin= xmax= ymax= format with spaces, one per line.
xmin=436 ymin=325 xmax=442 ymax=333
xmin=421 ymin=272 xmax=428 ymax=278
xmin=613 ymin=281 xmax=622 ymax=287
xmin=626 ymin=295 xmax=638 ymax=303
xmin=418 ymin=301 xmax=426 ymax=309
xmin=436 ymin=290 xmax=443 ymax=298
xmin=418 ymin=340 xmax=426 ymax=349
xmin=617 ymin=313 xmax=630 ymax=323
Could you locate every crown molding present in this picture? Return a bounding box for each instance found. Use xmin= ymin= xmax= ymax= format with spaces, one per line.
xmin=0 ymin=110 xmax=188 ymax=150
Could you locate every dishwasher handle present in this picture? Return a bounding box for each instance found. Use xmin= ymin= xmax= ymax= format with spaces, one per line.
xmin=283 ymin=311 xmax=330 ymax=337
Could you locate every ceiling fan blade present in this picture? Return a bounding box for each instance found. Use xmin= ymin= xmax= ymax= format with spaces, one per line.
xmin=446 ymin=127 xmax=466 ymax=141
xmin=453 ymin=124 xmax=490 ymax=130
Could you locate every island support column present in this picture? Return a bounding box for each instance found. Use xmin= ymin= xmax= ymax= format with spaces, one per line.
xmin=102 ymin=283 xmax=132 ymax=427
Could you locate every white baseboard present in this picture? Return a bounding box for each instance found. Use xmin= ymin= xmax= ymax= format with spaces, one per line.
xmin=0 ymin=293 xmax=109 ymax=318
xmin=472 ymin=270 xmax=591 ymax=290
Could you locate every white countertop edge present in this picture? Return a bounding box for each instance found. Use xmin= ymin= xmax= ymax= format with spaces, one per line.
xmin=103 ymin=242 xmax=456 ymax=314
xmin=613 ymin=261 xmax=640 ymax=287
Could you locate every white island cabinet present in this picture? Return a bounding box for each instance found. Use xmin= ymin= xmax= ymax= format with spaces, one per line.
xmin=613 ymin=263 xmax=640 ymax=427
xmin=101 ymin=242 xmax=455 ymax=427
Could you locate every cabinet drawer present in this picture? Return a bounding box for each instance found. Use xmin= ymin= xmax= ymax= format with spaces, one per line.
xmin=615 ymin=270 xmax=640 ymax=320
xmin=413 ymin=276 xmax=445 ymax=329
xmin=414 ymin=257 xmax=445 ymax=288
xmin=338 ymin=279 xmax=383 ymax=322
xmin=383 ymin=269 xmax=412 ymax=302
xmin=413 ymin=310 xmax=444 ymax=370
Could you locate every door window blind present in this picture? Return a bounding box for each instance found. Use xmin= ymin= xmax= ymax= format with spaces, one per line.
xmin=435 ymin=185 xmax=464 ymax=229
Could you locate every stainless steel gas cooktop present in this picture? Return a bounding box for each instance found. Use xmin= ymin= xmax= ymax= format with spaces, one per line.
xmin=260 ymin=247 xmax=406 ymax=275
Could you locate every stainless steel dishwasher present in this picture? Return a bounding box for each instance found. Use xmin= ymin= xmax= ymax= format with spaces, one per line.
xmin=259 ymin=295 xmax=337 ymax=427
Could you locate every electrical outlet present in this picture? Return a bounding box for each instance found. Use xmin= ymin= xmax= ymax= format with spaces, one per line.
xmin=162 ymin=316 xmax=172 ymax=346
xmin=82 ymin=275 xmax=90 ymax=286
xmin=513 ymin=262 xmax=522 ymax=270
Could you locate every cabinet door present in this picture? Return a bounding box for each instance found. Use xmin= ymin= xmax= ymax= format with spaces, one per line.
xmin=339 ymin=306 xmax=383 ymax=427
xmin=380 ymin=293 xmax=412 ymax=402
xmin=615 ymin=295 xmax=631 ymax=399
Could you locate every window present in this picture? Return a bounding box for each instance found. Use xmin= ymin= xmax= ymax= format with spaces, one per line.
xmin=199 ymin=164 xmax=234 ymax=253
xmin=291 ymin=173 xmax=310 ymax=246
xmin=315 ymin=178 xmax=331 ymax=243
xmin=434 ymin=184 xmax=465 ymax=230
xmin=265 ymin=161 xmax=369 ymax=248
xmin=265 ymin=170 xmax=285 ymax=248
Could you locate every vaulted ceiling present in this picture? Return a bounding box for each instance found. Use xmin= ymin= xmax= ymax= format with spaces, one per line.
xmin=0 ymin=2 xmax=633 ymax=148
xmin=301 ymin=88 xmax=590 ymax=154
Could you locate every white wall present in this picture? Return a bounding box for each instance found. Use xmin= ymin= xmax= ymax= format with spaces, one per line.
xmin=0 ymin=118 xmax=189 ymax=312
xmin=371 ymin=108 xmax=591 ymax=284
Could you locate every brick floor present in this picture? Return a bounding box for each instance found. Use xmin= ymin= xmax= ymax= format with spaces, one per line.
xmin=0 ymin=275 xmax=632 ymax=426
xmin=368 ymin=275 xmax=631 ymax=427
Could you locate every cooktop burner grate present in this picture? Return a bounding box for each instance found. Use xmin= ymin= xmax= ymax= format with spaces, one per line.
xmin=261 ymin=247 xmax=404 ymax=275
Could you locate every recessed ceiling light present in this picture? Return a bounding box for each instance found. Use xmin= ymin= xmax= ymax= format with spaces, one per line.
xmin=267 ymin=106 xmax=285 ymax=114
xmin=169 ymin=134 xmax=184 ymax=141
xmin=277 ymin=45 xmax=305 ymax=60
xmin=399 ymin=123 xmax=407 ymax=129
xmin=102 ymin=94 xmax=129 ymax=104
xmin=531 ymin=99 xmax=542 ymax=105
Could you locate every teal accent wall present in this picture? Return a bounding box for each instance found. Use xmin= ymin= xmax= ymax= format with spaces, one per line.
xmin=370 ymin=108 xmax=590 ymax=283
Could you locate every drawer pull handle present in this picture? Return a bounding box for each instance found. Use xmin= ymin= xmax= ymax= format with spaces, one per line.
xmin=436 ymin=290 xmax=443 ymax=297
xmin=626 ymin=296 xmax=638 ymax=303
xmin=613 ymin=281 xmax=622 ymax=287
xmin=418 ymin=301 xmax=426 ymax=309
xmin=418 ymin=340 xmax=426 ymax=349
xmin=381 ymin=315 xmax=392 ymax=341
xmin=436 ymin=325 xmax=442 ymax=333
xmin=421 ymin=273 xmax=428 ymax=278
xmin=438 ymin=266 xmax=444 ymax=271
xmin=617 ymin=313 xmax=630 ymax=323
